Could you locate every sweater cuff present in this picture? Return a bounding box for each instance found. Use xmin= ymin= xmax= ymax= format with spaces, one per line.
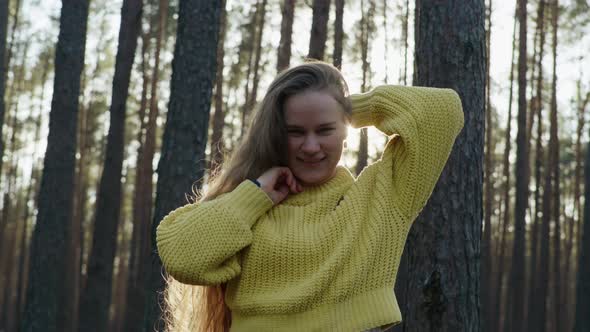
xmin=224 ymin=180 xmax=274 ymax=228
xmin=349 ymin=92 xmax=375 ymax=129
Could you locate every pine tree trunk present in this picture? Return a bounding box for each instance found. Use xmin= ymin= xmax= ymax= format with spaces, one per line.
xmin=491 ymin=11 xmax=516 ymax=332
xmin=481 ymin=0 xmax=493 ymax=329
xmin=245 ymin=0 xmax=267 ymax=128
xmin=332 ymin=0 xmax=344 ymax=69
xmin=505 ymin=0 xmax=529 ymax=329
xmin=549 ymin=1 xmax=561 ymax=329
xmin=575 ymin=104 xmax=590 ymax=331
xmin=401 ymin=0 xmax=409 ymax=85
xmin=21 ymin=1 xmax=90 ymax=330
xmin=526 ymin=1 xmax=547 ymax=330
xmin=308 ymin=0 xmax=331 ymax=60
xmin=571 ymin=86 xmax=589 ymax=331
xmin=210 ymin=0 xmax=228 ymax=173
xmin=0 ymin=0 xmax=9 ymax=192
xmin=277 ymin=0 xmax=295 ymax=72
xmin=124 ymin=13 xmax=153 ymax=332
xmin=355 ymin=0 xmax=371 ymax=175
xmin=240 ymin=0 xmax=265 ymax=137
xmin=396 ymin=0 xmax=485 ymax=330
xmin=143 ymin=1 xmax=222 ymax=330
xmin=77 ymin=0 xmax=143 ymax=330
xmin=15 ymin=52 xmax=49 ymax=327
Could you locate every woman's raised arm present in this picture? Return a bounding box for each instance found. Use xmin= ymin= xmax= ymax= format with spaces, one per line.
xmin=350 ymin=85 xmax=464 ymax=219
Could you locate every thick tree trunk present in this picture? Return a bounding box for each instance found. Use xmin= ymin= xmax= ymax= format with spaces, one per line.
xmin=396 ymin=1 xmax=484 ymax=331
xmin=332 ymin=0 xmax=343 ymax=69
xmin=277 ymin=0 xmax=295 ymax=72
xmin=143 ymin=1 xmax=221 ymax=330
xmin=77 ymin=0 xmax=143 ymax=331
xmin=505 ymin=0 xmax=529 ymax=329
xmin=21 ymin=1 xmax=89 ymax=331
xmin=308 ymin=0 xmax=331 ymax=60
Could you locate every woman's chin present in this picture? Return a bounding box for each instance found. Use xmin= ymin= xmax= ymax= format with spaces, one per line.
xmin=295 ymin=171 xmax=331 ymax=187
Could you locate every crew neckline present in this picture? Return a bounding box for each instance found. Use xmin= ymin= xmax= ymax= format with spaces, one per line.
xmin=280 ymin=165 xmax=354 ymax=206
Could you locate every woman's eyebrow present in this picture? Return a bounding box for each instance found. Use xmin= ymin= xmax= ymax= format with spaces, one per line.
xmin=286 ymin=122 xmax=336 ymax=129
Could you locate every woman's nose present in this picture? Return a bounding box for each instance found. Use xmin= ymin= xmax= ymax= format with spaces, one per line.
xmin=301 ymin=135 xmax=321 ymax=153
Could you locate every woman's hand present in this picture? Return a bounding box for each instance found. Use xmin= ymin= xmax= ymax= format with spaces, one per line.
xmin=256 ymin=167 xmax=303 ymax=205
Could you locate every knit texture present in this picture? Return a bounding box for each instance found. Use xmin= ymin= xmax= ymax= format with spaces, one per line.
xmin=156 ymin=85 xmax=464 ymax=331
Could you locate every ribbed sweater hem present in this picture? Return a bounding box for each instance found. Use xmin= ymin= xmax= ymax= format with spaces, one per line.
xmin=230 ymin=286 xmax=401 ymax=332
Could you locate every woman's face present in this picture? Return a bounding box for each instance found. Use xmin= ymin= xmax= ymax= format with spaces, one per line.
xmin=284 ymin=90 xmax=348 ymax=187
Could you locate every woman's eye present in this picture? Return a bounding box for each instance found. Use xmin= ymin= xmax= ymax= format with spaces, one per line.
xmin=288 ymin=130 xmax=304 ymax=136
xmin=319 ymin=128 xmax=335 ymax=134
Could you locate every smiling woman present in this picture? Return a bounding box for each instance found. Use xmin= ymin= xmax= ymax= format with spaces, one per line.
xmin=156 ymin=60 xmax=464 ymax=331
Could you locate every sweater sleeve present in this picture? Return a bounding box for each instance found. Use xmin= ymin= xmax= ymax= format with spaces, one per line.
xmin=156 ymin=180 xmax=274 ymax=285
xmin=350 ymin=85 xmax=464 ymax=219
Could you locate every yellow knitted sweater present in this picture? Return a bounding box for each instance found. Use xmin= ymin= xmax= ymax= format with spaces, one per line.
xmin=156 ymin=85 xmax=464 ymax=331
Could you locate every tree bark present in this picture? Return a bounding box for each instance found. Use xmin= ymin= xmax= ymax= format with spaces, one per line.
xmin=575 ymin=98 xmax=590 ymax=331
xmin=526 ymin=1 xmax=547 ymax=330
xmin=277 ymin=0 xmax=295 ymax=72
xmin=77 ymin=0 xmax=143 ymax=331
xmin=210 ymin=0 xmax=228 ymax=173
xmin=332 ymin=0 xmax=343 ymax=70
xmin=0 ymin=0 xmax=9 ymax=193
xmin=124 ymin=13 xmax=152 ymax=332
xmin=307 ymin=0 xmax=331 ymax=60
xmin=481 ymin=0 xmax=493 ymax=329
xmin=492 ymin=9 xmax=516 ymax=332
xmin=21 ymin=0 xmax=89 ymax=331
xmin=396 ymin=0 xmax=485 ymax=331
xmin=143 ymin=1 xmax=221 ymax=330
xmin=549 ymin=1 xmax=561 ymax=330
xmin=505 ymin=0 xmax=528 ymax=329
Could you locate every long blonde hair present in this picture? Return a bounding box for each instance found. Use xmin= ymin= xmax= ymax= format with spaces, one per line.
xmin=163 ymin=60 xmax=352 ymax=331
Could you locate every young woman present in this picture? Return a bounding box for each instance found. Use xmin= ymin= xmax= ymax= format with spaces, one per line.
xmin=156 ymin=61 xmax=464 ymax=331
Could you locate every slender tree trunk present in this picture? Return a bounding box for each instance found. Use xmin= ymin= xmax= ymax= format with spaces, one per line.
xmin=308 ymin=0 xmax=331 ymax=60
xmin=481 ymin=0 xmax=493 ymax=329
xmin=575 ymin=102 xmax=590 ymax=332
xmin=333 ymin=0 xmax=344 ymax=70
xmin=15 ymin=51 xmax=49 ymax=328
xmin=0 ymin=0 xmax=10 ymax=192
xmin=401 ymin=0 xmax=409 ymax=85
xmin=245 ymin=0 xmax=267 ymax=128
xmin=397 ymin=0 xmax=485 ymax=331
xmin=526 ymin=1 xmax=547 ymax=330
xmin=240 ymin=0 xmax=265 ymax=137
xmin=143 ymin=1 xmax=222 ymax=330
xmin=77 ymin=0 xmax=143 ymax=331
xmin=21 ymin=1 xmax=89 ymax=330
xmin=210 ymin=0 xmax=228 ymax=173
xmin=355 ymin=0 xmax=371 ymax=175
xmin=124 ymin=19 xmax=152 ymax=332
xmin=571 ymin=86 xmax=589 ymax=331
xmin=505 ymin=0 xmax=529 ymax=329
xmin=277 ymin=0 xmax=295 ymax=72
xmin=491 ymin=10 xmax=517 ymax=332
xmin=549 ymin=1 xmax=561 ymax=330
